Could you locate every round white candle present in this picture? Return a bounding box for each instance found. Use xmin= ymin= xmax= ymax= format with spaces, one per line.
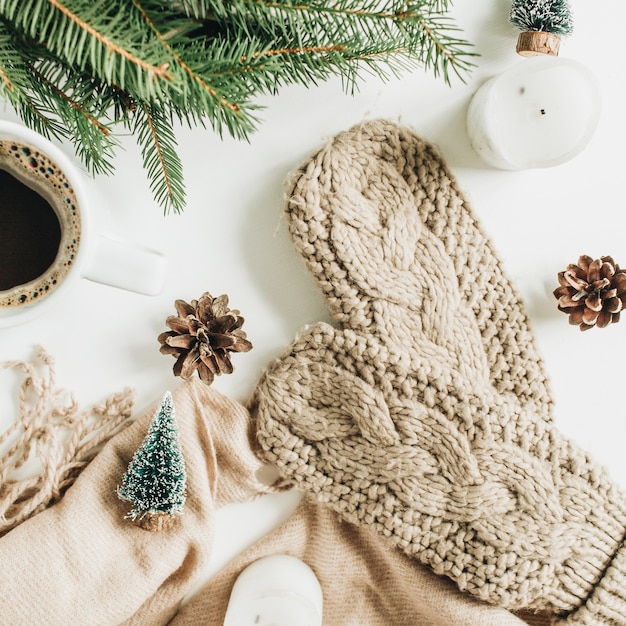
xmin=467 ymin=56 xmax=601 ymax=170
xmin=223 ymin=555 xmax=323 ymax=626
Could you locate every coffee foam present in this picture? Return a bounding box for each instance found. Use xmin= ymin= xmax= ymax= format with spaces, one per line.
xmin=0 ymin=140 xmax=81 ymax=307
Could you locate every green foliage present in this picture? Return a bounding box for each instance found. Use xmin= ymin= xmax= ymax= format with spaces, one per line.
xmin=510 ymin=0 xmax=573 ymax=37
xmin=117 ymin=391 xmax=187 ymax=521
xmin=0 ymin=0 xmax=475 ymax=214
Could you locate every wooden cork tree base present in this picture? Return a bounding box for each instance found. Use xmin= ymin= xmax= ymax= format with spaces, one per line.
xmin=516 ymin=31 xmax=561 ymax=57
xmin=134 ymin=511 xmax=177 ymax=532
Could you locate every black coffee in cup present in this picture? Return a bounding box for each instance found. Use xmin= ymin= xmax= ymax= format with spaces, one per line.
xmin=0 ymin=140 xmax=81 ymax=307
xmin=0 ymin=169 xmax=61 ymax=290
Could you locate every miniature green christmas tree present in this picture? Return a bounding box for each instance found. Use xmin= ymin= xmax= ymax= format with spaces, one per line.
xmin=0 ymin=1 xmax=475 ymax=214
xmin=510 ymin=0 xmax=573 ymax=56
xmin=117 ymin=391 xmax=187 ymax=532
xmin=510 ymin=0 xmax=573 ymax=36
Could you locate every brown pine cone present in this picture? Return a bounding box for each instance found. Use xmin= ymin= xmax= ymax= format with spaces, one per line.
xmin=553 ymin=255 xmax=626 ymax=331
xmin=158 ymin=292 xmax=252 ymax=384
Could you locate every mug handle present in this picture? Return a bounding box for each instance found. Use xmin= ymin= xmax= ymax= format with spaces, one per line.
xmin=82 ymin=235 xmax=167 ymax=296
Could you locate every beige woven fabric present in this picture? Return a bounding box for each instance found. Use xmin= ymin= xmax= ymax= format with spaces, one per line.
xmin=0 ymin=378 xmax=273 ymax=625
xmin=252 ymin=120 xmax=626 ymax=622
xmin=171 ymin=496 xmax=531 ymax=626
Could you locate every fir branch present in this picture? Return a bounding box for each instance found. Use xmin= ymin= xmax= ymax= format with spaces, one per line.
xmin=201 ymin=0 xmax=475 ymax=84
xmin=0 ymin=21 xmax=66 ymax=138
xmin=133 ymin=103 xmax=186 ymax=214
xmin=0 ymin=0 xmax=173 ymax=98
xmin=48 ymin=0 xmax=172 ymax=80
xmin=132 ymin=0 xmax=236 ymax=111
xmin=234 ymin=41 xmax=394 ymax=94
xmin=26 ymin=64 xmax=117 ymax=175
xmin=205 ymin=21 xmax=470 ymax=98
xmin=251 ymin=43 xmax=347 ymax=59
xmin=411 ymin=14 xmax=471 ymax=82
xmin=0 ymin=1 xmax=475 ymax=214
xmin=156 ymin=34 xmax=265 ymax=136
xmin=13 ymin=29 xmax=123 ymax=174
xmin=31 ymin=67 xmax=110 ymax=137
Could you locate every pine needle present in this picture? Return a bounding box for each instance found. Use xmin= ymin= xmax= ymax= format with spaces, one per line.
xmin=0 ymin=0 xmax=475 ymax=213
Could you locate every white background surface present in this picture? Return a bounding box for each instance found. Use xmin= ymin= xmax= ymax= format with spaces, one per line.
xmin=1 ymin=0 xmax=625 ymax=596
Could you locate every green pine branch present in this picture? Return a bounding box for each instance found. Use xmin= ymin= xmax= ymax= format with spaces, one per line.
xmin=1 ymin=0 xmax=173 ymax=96
xmin=26 ymin=60 xmax=119 ymax=175
xmin=190 ymin=1 xmax=474 ymax=82
xmin=132 ymin=0 xmax=259 ymax=139
xmin=132 ymin=103 xmax=186 ymax=214
xmin=0 ymin=22 xmax=66 ymax=139
xmin=0 ymin=1 xmax=475 ymax=214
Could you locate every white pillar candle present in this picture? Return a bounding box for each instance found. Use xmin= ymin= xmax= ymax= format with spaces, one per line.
xmin=467 ymin=56 xmax=601 ymax=170
xmin=223 ymin=555 xmax=323 ymax=626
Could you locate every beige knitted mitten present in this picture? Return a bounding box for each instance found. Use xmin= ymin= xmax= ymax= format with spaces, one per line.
xmin=0 ymin=378 xmax=273 ymax=625
xmin=251 ymin=120 xmax=626 ymax=623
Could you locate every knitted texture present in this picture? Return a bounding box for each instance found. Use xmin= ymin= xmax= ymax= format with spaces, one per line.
xmin=251 ymin=120 xmax=626 ymax=621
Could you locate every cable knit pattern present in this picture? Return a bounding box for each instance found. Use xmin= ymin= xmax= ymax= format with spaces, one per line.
xmin=251 ymin=120 xmax=626 ymax=622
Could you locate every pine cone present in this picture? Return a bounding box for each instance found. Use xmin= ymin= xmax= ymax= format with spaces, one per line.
xmin=553 ymin=255 xmax=626 ymax=331
xmin=158 ymin=292 xmax=252 ymax=384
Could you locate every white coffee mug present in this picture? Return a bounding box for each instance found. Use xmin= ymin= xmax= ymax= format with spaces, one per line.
xmin=0 ymin=120 xmax=167 ymax=328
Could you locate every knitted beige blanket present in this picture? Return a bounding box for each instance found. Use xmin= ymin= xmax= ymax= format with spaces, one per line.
xmin=252 ymin=120 xmax=626 ymax=623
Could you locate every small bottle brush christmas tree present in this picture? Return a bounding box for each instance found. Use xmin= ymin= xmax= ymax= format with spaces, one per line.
xmin=117 ymin=391 xmax=187 ymax=532
xmin=510 ymin=0 xmax=573 ymax=56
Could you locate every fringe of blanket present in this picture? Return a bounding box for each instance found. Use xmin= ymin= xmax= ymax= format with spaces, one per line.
xmin=0 ymin=347 xmax=135 ymax=536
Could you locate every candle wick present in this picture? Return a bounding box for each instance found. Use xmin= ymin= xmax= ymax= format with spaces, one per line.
xmin=540 ymin=109 xmax=546 ymax=115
